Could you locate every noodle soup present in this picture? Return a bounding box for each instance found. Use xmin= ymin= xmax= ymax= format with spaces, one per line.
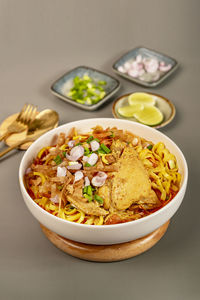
xmin=24 ymin=126 xmax=181 ymax=225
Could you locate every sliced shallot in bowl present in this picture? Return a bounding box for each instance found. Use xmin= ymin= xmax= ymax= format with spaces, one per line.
xmin=67 ymin=163 xmax=82 ymax=170
xmin=84 ymin=176 xmax=90 ymax=187
xmin=66 ymin=145 xmax=84 ymax=161
xmin=87 ymin=153 xmax=98 ymax=166
xmin=90 ymin=140 xmax=100 ymax=151
xmin=159 ymin=64 xmax=172 ymax=72
xmin=57 ymin=166 xmax=67 ymax=177
xmin=50 ymin=195 xmax=59 ymax=204
xmin=82 ymin=155 xmax=88 ymax=162
xmin=74 ymin=171 xmax=84 ymax=182
xmin=68 ymin=140 xmax=75 ymax=148
xmin=91 ymin=171 xmax=107 ymax=187
xmin=144 ymin=58 xmax=159 ymax=73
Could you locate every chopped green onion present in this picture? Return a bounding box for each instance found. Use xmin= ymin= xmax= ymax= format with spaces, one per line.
xmin=86 ymin=136 xmax=94 ymax=143
xmin=93 ymin=138 xmax=100 ymax=142
xmin=147 ymin=145 xmax=153 ymax=150
xmin=100 ymin=143 xmax=111 ymax=154
xmin=87 ymin=185 xmax=93 ymax=196
xmin=63 ymin=151 xmax=66 ymax=157
xmin=67 ymin=76 xmax=107 ymax=106
xmin=54 ymin=155 xmax=62 ymax=165
xmin=94 ymin=194 xmax=104 ymax=204
xmin=84 ymin=194 xmax=93 ymax=202
xmin=83 ymin=186 xmax=88 ymax=194
xmin=98 ymin=80 xmax=106 ymax=85
xmin=57 ymin=185 xmax=63 ymax=191
xmin=97 ymin=149 xmax=106 ymax=154
xmin=84 ymin=147 xmax=90 ymax=156
xmin=76 ymin=142 xmax=82 ymax=146
xmin=83 ymin=185 xmax=95 ymax=196
xmin=85 ymin=162 xmax=92 ymax=167
xmin=110 ymin=132 xmax=115 ymax=138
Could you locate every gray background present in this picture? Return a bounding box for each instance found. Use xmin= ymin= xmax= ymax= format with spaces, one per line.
xmin=0 ymin=0 xmax=199 ymax=299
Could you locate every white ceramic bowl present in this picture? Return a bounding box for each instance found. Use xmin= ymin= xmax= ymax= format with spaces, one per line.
xmin=19 ymin=118 xmax=188 ymax=245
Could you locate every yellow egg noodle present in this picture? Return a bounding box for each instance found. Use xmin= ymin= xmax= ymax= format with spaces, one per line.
xmin=135 ymin=142 xmax=181 ymax=201
xmin=34 ymin=198 xmax=104 ymax=225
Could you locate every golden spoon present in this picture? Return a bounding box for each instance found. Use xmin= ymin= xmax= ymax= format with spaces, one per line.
xmin=0 ymin=109 xmax=59 ymax=158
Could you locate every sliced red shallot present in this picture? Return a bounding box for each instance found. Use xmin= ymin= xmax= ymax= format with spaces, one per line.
xmin=144 ymin=58 xmax=159 ymax=73
xmin=124 ymin=61 xmax=132 ymax=71
xmin=160 ymin=61 xmax=165 ymax=67
xmin=137 ymin=63 xmax=144 ymax=71
xmin=128 ymin=69 xmax=139 ymax=78
xmin=82 ymin=155 xmax=88 ymax=162
xmin=159 ymin=64 xmax=172 ymax=72
xmin=25 ymin=167 xmax=32 ymax=174
xmin=136 ymin=54 xmax=142 ymax=63
xmin=97 ymin=171 xmax=107 ymax=180
xmin=70 ymin=145 xmax=84 ymax=158
xmin=132 ymin=137 xmax=138 ymax=146
xmin=84 ymin=176 xmax=90 ymax=187
xmin=57 ymin=166 xmax=67 ymax=177
xmin=87 ymin=153 xmax=98 ymax=166
xmin=67 ymin=163 xmax=82 ymax=170
xmin=118 ymin=66 xmax=126 ymax=73
xmin=91 ymin=171 xmax=107 ymax=187
xmin=68 ymin=140 xmax=75 ymax=148
xmin=50 ymin=195 xmax=59 ymax=204
xmin=90 ymin=140 xmax=100 ymax=151
xmin=66 ymin=145 xmax=84 ymax=161
xmin=74 ymin=171 xmax=84 ymax=182
xmin=131 ymin=60 xmax=139 ymax=69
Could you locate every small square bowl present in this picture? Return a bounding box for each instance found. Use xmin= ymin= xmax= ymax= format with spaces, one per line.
xmin=112 ymin=47 xmax=178 ymax=87
xmin=50 ymin=66 xmax=121 ymax=111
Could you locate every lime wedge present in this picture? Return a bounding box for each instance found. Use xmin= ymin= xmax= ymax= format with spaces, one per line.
xmin=118 ymin=103 xmax=144 ymax=117
xmin=133 ymin=106 xmax=163 ymax=126
xmin=128 ymin=92 xmax=155 ymax=107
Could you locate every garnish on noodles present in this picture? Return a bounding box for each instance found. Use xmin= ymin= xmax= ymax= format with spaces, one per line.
xmin=24 ymin=126 xmax=181 ymax=225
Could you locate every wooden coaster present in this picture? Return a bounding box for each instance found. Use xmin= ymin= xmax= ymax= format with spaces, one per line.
xmin=40 ymin=221 xmax=170 ymax=262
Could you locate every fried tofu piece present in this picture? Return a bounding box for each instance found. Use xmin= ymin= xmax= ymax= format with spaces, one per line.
xmin=67 ymin=195 xmax=109 ymax=216
xmin=110 ymin=139 xmax=127 ymax=159
xmin=111 ymin=147 xmax=159 ymax=210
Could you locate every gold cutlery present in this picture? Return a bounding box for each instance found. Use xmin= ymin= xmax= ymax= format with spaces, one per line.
xmin=0 ymin=104 xmax=38 ymax=142
xmin=0 ymin=109 xmax=58 ymax=158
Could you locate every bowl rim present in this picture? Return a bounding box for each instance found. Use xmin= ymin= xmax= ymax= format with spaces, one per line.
xmin=112 ymin=92 xmax=176 ymax=129
xmin=50 ymin=65 xmax=121 ymax=111
xmin=19 ymin=118 xmax=188 ymax=230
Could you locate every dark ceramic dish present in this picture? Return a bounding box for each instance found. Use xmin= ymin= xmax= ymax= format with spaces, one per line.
xmin=51 ymin=66 xmax=120 ymax=111
xmin=112 ymin=47 xmax=178 ymax=87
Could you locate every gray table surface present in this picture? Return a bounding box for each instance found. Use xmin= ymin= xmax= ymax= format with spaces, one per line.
xmin=0 ymin=0 xmax=199 ymax=299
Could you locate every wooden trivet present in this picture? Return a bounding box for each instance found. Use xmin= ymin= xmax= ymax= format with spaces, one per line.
xmin=40 ymin=221 xmax=170 ymax=262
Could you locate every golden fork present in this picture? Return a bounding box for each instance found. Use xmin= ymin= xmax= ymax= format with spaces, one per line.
xmin=0 ymin=104 xmax=38 ymax=142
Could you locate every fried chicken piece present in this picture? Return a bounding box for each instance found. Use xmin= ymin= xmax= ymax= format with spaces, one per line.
xmin=111 ymin=147 xmax=159 ymax=210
